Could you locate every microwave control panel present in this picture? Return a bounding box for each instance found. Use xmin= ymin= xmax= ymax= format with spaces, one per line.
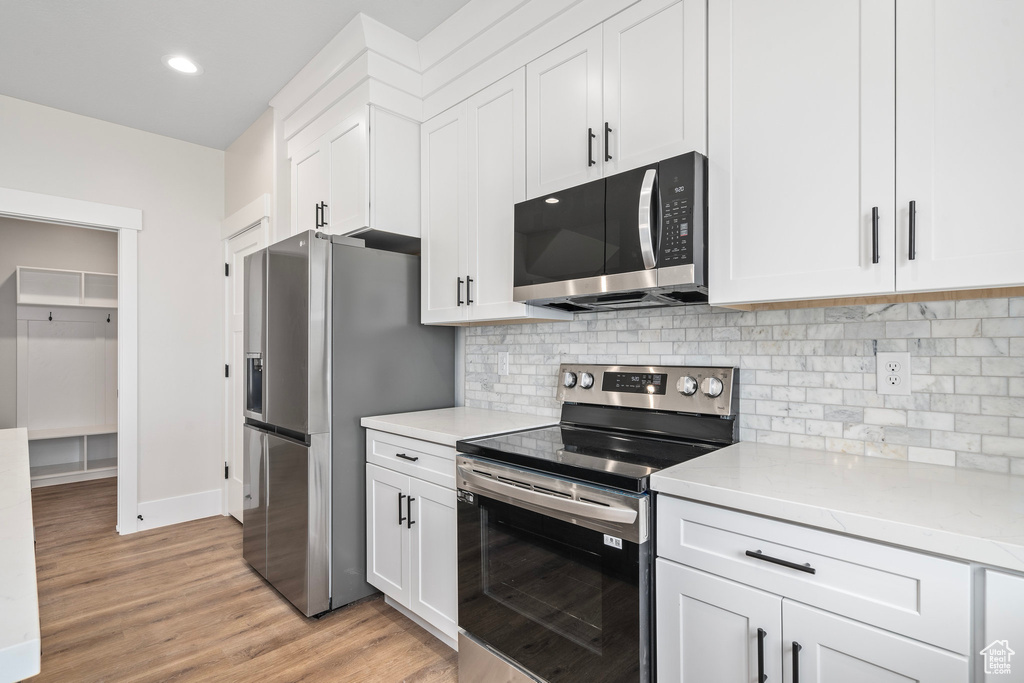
xmin=657 ymin=152 xmax=706 ymax=268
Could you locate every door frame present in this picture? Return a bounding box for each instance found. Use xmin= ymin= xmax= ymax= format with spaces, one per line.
xmin=0 ymin=186 xmax=141 ymax=534
xmin=221 ymin=194 xmax=271 ymax=517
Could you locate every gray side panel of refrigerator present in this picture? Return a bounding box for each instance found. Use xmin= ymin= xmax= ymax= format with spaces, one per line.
xmin=330 ymin=244 xmax=456 ymax=607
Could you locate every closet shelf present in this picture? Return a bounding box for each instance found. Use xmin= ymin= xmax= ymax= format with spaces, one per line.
xmin=27 ymin=425 xmax=118 ymax=441
xmin=16 ymin=266 xmax=117 ymax=308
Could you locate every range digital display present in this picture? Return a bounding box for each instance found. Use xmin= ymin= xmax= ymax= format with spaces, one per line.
xmin=602 ymin=372 xmax=668 ymax=395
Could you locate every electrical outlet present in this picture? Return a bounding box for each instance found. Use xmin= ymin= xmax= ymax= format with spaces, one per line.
xmin=498 ymin=351 xmax=510 ymax=376
xmin=876 ymin=351 xmax=911 ymax=395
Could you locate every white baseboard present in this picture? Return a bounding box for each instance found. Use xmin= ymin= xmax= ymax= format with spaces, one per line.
xmin=136 ymin=489 xmax=222 ymax=532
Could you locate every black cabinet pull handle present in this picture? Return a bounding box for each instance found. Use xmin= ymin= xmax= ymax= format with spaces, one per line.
xmin=604 ymin=122 xmax=612 ymax=161
xmin=315 ymin=202 xmax=322 ymax=228
xmin=457 ymin=277 xmax=464 ymax=306
xmin=588 ymin=127 xmax=596 ymax=167
xmin=792 ymin=642 xmax=802 ymax=683
xmin=757 ymin=628 xmax=767 ymax=682
xmin=466 ymin=276 xmax=474 ymax=305
xmin=746 ymin=550 xmax=816 ymax=574
xmin=395 ymin=452 xmax=419 ymax=462
xmin=909 ymin=200 xmax=917 ymax=261
xmin=407 ymin=496 xmax=416 ymax=529
xmin=320 ymin=202 xmax=328 ymax=229
xmin=871 ymin=206 xmax=880 ymax=264
xmin=398 ymin=492 xmax=406 ymax=526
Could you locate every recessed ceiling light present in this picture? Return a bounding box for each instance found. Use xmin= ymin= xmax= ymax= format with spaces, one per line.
xmin=545 ymin=197 xmax=559 ymax=204
xmin=163 ymin=55 xmax=203 ymax=74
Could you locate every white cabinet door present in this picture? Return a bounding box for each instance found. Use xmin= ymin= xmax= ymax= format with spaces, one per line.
xmin=292 ymin=138 xmax=328 ymax=235
xmin=369 ymin=107 xmax=421 ymax=239
xmin=603 ymin=0 xmax=706 ymax=175
xmin=420 ymin=105 xmax=469 ymax=324
xmin=465 ymin=70 xmax=525 ymax=322
xmin=783 ymin=601 xmax=968 ymax=683
xmin=979 ymin=569 xmax=1024 ymax=681
xmin=708 ymin=0 xmax=897 ymax=305
xmin=326 ymin=109 xmax=368 ymax=236
xmin=365 ymin=463 xmax=410 ymax=606
xmin=896 ymin=1 xmax=1024 ymax=293
xmin=409 ymin=477 xmax=458 ymax=640
xmin=657 ymin=559 xmax=782 ymax=683
xmin=526 ymin=26 xmax=604 ymax=199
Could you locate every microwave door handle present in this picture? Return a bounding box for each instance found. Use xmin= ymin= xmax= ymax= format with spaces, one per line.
xmin=638 ymin=168 xmax=658 ymax=269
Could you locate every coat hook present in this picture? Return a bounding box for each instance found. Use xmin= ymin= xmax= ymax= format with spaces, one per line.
xmin=107 ymin=314 xmax=111 ymax=323
xmin=48 ymin=312 xmax=52 ymax=321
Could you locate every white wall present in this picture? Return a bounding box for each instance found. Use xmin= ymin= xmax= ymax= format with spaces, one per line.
xmin=0 ymin=217 xmax=118 ymax=429
xmin=225 ymin=108 xmax=274 ymax=218
xmin=0 ymin=94 xmax=226 ymax=507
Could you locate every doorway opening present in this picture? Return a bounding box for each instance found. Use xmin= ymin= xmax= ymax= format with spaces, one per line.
xmin=2 ymin=218 xmax=119 ymax=504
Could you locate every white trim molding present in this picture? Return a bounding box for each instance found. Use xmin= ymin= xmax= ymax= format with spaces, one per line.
xmin=221 ymin=193 xmax=272 ymax=240
xmin=0 ymin=187 xmax=141 ymax=231
xmin=0 ymin=186 xmax=142 ymax=535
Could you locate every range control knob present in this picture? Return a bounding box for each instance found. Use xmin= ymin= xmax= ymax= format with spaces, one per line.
xmin=562 ymin=371 xmax=578 ymax=388
xmin=701 ymin=376 xmax=725 ymax=398
xmin=579 ymin=372 xmax=595 ymax=389
xmin=677 ymin=376 xmax=698 ymax=396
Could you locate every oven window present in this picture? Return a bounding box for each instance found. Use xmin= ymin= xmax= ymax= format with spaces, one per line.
xmin=483 ymin=506 xmax=605 ymax=653
xmin=459 ymin=495 xmax=649 ymax=683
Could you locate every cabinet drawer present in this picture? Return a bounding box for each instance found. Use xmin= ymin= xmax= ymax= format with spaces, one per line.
xmin=656 ymin=496 xmax=970 ymax=654
xmin=365 ymin=429 xmax=455 ymax=489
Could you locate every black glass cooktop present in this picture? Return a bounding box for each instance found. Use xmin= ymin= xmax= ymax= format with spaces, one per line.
xmin=456 ymin=424 xmax=721 ymax=493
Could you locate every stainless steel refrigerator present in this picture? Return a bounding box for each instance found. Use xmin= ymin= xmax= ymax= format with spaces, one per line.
xmin=241 ymin=230 xmax=455 ymax=616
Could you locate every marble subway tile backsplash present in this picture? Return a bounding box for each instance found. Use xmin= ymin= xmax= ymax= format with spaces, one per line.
xmin=463 ymin=297 xmax=1024 ymax=475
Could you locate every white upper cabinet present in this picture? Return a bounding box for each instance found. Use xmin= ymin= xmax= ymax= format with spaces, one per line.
xmin=325 ymin=109 xmax=368 ymax=236
xmin=421 ymin=105 xmax=468 ymax=325
xmin=711 ymin=0 xmax=1024 ymax=306
xmin=602 ymin=0 xmax=706 ymax=176
xmin=526 ymin=0 xmax=707 ymax=199
xmin=421 ymin=70 xmax=572 ymax=325
xmin=526 ymin=26 xmax=604 ymax=198
xmin=291 ymin=106 xmax=420 ymax=238
xmin=895 ymin=0 xmax=1024 ymax=293
xmin=293 ymin=141 xmax=328 ymax=237
xmin=708 ymin=0 xmax=897 ymax=305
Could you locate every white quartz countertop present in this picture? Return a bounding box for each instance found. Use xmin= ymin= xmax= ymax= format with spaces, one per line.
xmin=361 ymin=407 xmax=557 ymax=447
xmin=0 ymin=428 xmax=41 ymax=682
xmin=652 ymin=441 xmax=1024 ymax=573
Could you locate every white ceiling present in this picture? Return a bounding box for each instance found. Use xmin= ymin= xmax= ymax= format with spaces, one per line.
xmin=0 ymin=1 xmax=471 ymax=149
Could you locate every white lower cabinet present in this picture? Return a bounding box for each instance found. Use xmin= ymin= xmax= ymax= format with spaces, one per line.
xmin=783 ymin=602 xmax=967 ymax=683
xmin=656 ymin=559 xmax=782 ymax=683
xmin=656 ymin=497 xmax=970 ymax=682
xmin=978 ymin=569 xmax=1024 ymax=681
xmin=365 ymin=456 xmax=457 ymax=647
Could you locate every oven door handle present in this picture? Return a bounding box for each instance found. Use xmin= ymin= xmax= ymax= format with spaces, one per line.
xmin=457 ymin=465 xmax=638 ymax=525
xmin=638 ymin=168 xmax=658 ymax=269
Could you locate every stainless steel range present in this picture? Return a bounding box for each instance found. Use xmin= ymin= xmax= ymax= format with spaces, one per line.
xmin=455 ymin=364 xmax=740 ymax=683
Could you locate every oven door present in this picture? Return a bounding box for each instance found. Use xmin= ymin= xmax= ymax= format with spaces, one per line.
xmin=456 ymin=457 xmax=651 ymax=683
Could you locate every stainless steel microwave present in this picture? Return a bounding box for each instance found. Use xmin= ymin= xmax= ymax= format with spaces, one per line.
xmin=513 ymin=152 xmax=707 ymax=312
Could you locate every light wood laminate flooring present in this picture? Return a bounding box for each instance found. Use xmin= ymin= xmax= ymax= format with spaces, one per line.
xmin=29 ymin=478 xmax=457 ymax=682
